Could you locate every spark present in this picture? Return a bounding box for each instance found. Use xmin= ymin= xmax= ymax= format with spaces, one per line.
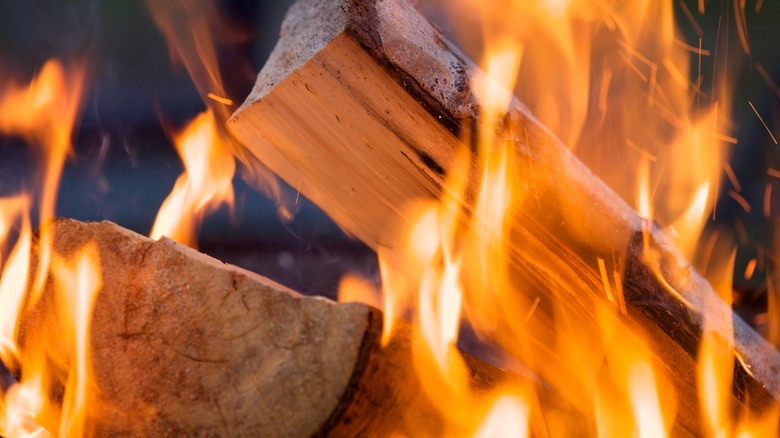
xmin=749 ymin=101 xmax=778 ymax=144
xmin=755 ymin=0 xmax=764 ymax=13
xmin=755 ymin=63 xmax=780 ymax=100
xmin=206 ymin=93 xmax=233 ymax=106
xmin=765 ymin=183 xmax=772 ymax=219
xmin=698 ymin=0 xmax=704 ymax=14
xmin=697 ymin=38 xmax=702 ymax=111
xmin=723 ymin=162 xmax=741 ymax=192
xmin=678 ymin=1 xmax=703 ymax=36
xmin=597 ymin=257 xmax=614 ymax=303
xmin=619 ymin=52 xmax=648 ymax=82
xmin=705 ymin=131 xmax=738 ymax=144
xmin=673 ymin=38 xmax=710 ymax=56
xmin=524 ymin=296 xmax=540 ymax=323
xmin=618 ymin=40 xmax=655 ymax=69
xmin=728 ymin=190 xmax=752 ymax=213
xmin=733 ymin=0 xmax=750 ymax=55
xmin=295 ymin=180 xmax=301 ymax=206
xmin=613 ymin=270 xmax=627 ymax=315
xmin=663 ymin=58 xmax=690 ymax=89
xmin=767 ymin=168 xmax=780 ymax=179
xmin=744 ymin=258 xmax=757 ymax=281
xmin=626 ymin=139 xmax=657 ymax=162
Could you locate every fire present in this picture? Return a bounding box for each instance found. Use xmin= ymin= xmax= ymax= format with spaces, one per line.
xmin=50 ymin=244 xmax=102 ymax=437
xmin=147 ymin=0 xmax=297 ymax=226
xmin=0 ymin=59 xmax=86 ymax=302
xmin=0 ymin=1 xmax=775 ymax=435
xmin=472 ymin=395 xmax=529 ymax=438
xmin=150 ymin=110 xmax=235 ymax=247
xmin=370 ymin=0 xmax=777 ymax=436
xmin=0 ymin=58 xmax=93 ymax=436
xmin=628 ymin=361 xmax=668 ymax=438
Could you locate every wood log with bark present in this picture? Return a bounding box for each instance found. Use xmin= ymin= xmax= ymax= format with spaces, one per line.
xmin=226 ymin=0 xmax=780 ymax=432
xmin=15 ymin=218 xmax=582 ymax=436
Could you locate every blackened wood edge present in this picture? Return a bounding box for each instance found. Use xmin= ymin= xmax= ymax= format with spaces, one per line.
xmin=624 ymin=230 xmax=778 ymax=416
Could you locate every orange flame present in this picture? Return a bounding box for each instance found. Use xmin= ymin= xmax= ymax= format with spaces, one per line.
xmin=150 ymin=110 xmax=235 ymax=247
xmin=0 ymin=59 xmax=86 ymax=301
xmin=50 ymin=243 xmax=102 ymax=437
xmin=368 ymin=0 xmax=769 ymax=435
xmin=147 ymin=0 xmax=297 ymax=224
xmin=0 ymin=57 xmax=99 ymax=436
xmin=472 ymin=395 xmax=529 ymax=438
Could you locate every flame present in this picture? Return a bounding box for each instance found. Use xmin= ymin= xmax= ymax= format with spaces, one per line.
xmin=336 ymin=273 xmax=382 ymax=309
xmin=0 ymin=58 xmax=88 ymax=436
xmin=628 ymin=361 xmax=668 ymax=438
xmin=1 ymin=238 xmax=103 ymax=437
xmin=0 ymin=59 xmax=86 ymax=301
xmin=50 ymin=243 xmax=102 ymax=437
xmin=0 ymin=197 xmax=32 ymax=361
xmin=150 ymin=110 xmax=235 ymax=247
xmin=369 ymin=0 xmax=770 ymax=435
xmin=472 ymin=395 xmax=529 ymax=438
xmin=147 ymin=0 xmax=297 ymax=224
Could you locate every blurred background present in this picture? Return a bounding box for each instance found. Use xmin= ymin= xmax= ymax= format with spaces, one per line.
xmin=0 ymin=0 xmax=778 ymax=334
xmin=0 ymin=0 xmax=379 ymax=298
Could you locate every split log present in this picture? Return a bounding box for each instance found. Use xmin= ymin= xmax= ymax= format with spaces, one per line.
xmin=16 ymin=218 xmax=585 ymax=436
xmin=227 ymin=0 xmax=780 ymax=431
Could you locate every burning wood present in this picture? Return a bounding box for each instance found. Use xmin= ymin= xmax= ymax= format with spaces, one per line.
xmin=11 ymin=218 xmax=533 ymax=436
xmin=227 ymin=0 xmax=780 ymax=432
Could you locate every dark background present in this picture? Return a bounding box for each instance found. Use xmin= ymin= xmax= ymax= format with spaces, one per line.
xmin=0 ymin=0 xmax=379 ymax=298
xmin=0 ymin=0 xmax=778 ymax=332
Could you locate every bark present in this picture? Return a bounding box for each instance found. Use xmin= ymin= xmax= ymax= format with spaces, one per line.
xmin=227 ymin=0 xmax=780 ymax=432
xmin=17 ymin=219 xmax=518 ymax=436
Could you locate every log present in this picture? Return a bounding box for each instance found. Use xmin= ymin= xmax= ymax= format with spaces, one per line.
xmin=16 ymin=218 xmax=532 ymax=436
xmin=227 ymin=0 xmax=780 ymax=430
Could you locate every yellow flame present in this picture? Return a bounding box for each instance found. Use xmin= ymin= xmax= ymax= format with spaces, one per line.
xmin=472 ymin=395 xmax=529 ymax=438
xmin=150 ymin=110 xmax=235 ymax=247
xmin=698 ymin=331 xmax=734 ymax=436
xmin=368 ymin=0 xmax=758 ymax=434
xmin=0 ymin=197 xmax=32 ymax=362
xmin=628 ymin=361 xmax=667 ymax=438
xmin=147 ymin=0 xmax=296 ymax=222
xmin=0 ymin=58 xmax=87 ymax=436
xmin=1 ymin=376 xmax=49 ymax=437
xmin=0 ymin=59 xmax=86 ymax=302
xmin=336 ymin=273 xmax=382 ymax=309
xmin=697 ymin=249 xmax=737 ymax=437
xmin=50 ymin=243 xmax=102 ymax=437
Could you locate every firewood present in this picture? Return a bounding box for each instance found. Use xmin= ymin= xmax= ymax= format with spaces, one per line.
xmin=227 ymin=0 xmax=779 ymax=426
xmin=17 ymin=218 xmax=555 ymax=436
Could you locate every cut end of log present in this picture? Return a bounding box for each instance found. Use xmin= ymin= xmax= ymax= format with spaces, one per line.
xmin=16 ymin=218 xmax=509 ymax=436
xmin=22 ymin=218 xmax=370 ymax=436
